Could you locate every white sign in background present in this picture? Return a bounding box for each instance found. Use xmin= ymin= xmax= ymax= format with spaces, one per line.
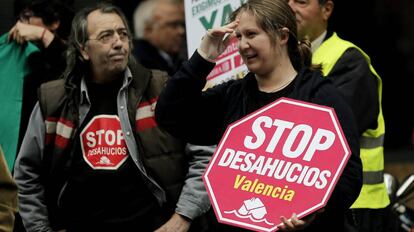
xmin=184 ymin=0 xmax=249 ymax=88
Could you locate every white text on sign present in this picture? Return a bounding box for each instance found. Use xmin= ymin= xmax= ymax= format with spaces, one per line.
xmin=218 ymin=150 xmax=331 ymax=189
xmin=244 ymin=116 xmax=335 ymax=161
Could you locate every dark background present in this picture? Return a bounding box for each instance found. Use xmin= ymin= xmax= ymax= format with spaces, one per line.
xmin=331 ymin=0 xmax=414 ymax=153
xmin=1 ymin=0 xmax=413 ymax=154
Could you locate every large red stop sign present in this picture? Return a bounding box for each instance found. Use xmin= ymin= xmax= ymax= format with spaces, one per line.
xmin=203 ymin=98 xmax=351 ymax=231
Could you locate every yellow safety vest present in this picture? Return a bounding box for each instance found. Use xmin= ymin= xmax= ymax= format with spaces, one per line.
xmin=313 ymin=33 xmax=389 ymax=209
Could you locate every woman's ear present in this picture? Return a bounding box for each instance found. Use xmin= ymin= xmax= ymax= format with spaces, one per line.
xmin=279 ymin=27 xmax=290 ymax=45
xmin=48 ymin=20 xmax=60 ymax=32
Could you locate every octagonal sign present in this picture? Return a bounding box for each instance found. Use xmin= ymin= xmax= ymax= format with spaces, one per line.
xmin=80 ymin=115 xmax=128 ymax=170
xmin=203 ymin=98 xmax=351 ymax=231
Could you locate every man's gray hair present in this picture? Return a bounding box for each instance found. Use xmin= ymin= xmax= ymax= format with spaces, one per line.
xmin=133 ymin=0 xmax=158 ymax=39
xmin=64 ymin=3 xmax=134 ymax=79
xmin=133 ymin=0 xmax=183 ymax=39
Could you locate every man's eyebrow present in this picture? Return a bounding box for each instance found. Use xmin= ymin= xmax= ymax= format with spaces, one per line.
xmin=96 ymin=29 xmax=114 ymax=36
xmin=117 ymin=28 xmax=128 ymax=32
xmin=96 ymin=27 xmax=127 ymax=36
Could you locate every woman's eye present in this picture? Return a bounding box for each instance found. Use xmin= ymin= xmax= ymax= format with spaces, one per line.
xmin=247 ymin=32 xmax=256 ymax=37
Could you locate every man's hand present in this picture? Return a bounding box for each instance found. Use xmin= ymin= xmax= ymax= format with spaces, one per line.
xmin=197 ymin=20 xmax=239 ymax=62
xmin=277 ymin=209 xmax=325 ymax=231
xmin=154 ymin=213 xmax=191 ymax=232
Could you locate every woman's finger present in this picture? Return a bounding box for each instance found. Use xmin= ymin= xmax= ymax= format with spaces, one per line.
xmin=222 ymin=31 xmax=236 ymax=47
xmin=8 ymin=25 xmax=17 ymax=42
xmin=290 ymin=213 xmax=305 ymax=227
xmin=224 ymin=19 xmax=239 ymax=30
xmin=208 ymin=20 xmax=239 ymax=37
xmin=280 ymin=216 xmax=294 ymax=230
xmin=16 ymin=33 xmax=25 ymax=44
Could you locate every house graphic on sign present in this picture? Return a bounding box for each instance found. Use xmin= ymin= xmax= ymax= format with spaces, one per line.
xmin=224 ymin=197 xmax=274 ymax=226
xmin=238 ymin=197 xmax=267 ymax=220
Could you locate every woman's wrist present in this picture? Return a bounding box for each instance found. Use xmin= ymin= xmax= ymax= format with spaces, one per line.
xmin=197 ymin=48 xmax=215 ymax=63
xmin=41 ymin=29 xmax=54 ymax=48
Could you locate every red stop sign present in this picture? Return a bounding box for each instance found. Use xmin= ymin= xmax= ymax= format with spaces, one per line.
xmin=203 ymin=98 xmax=351 ymax=231
xmin=80 ymin=115 xmax=128 ymax=170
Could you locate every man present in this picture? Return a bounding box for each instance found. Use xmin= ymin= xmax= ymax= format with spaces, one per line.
xmin=0 ymin=146 xmax=18 ymax=232
xmin=14 ymin=4 xmax=209 ymax=232
xmin=288 ymin=0 xmax=389 ymax=231
xmin=132 ymin=0 xmax=186 ymax=75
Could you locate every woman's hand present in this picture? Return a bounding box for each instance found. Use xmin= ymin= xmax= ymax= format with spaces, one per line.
xmin=8 ymin=21 xmax=42 ymax=43
xmin=8 ymin=21 xmax=54 ymax=47
xmin=277 ymin=208 xmax=325 ymax=231
xmin=197 ymin=20 xmax=239 ymax=62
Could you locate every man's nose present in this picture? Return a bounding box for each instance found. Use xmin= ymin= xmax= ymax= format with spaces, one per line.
xmin=112 ymin=33 xmax=124 ymax=47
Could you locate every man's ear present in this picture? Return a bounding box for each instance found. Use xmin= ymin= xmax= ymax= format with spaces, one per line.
xmin=79 ymin=45 xmax=90 ymax=61
xmin=322 ymin=0 xmax=334 ymax=21
xmin=144 ymin=21 xmax=155 ymax=39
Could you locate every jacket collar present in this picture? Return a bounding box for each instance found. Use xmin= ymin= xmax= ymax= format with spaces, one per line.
xmin=128 ymin=60 xmax=152 ymax=97
xmin=126 ymin=61 xmax=152 ymax=129
xmin=64 ymin=61 xmax=151 ymax=98
xmin=62 ymin=61 xmax=152 ymax=128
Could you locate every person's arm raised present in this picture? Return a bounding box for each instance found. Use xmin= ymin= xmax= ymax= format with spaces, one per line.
xmin=197 ymin=20 xmax=239 ymax=62
xmin=155 ymin=20 xmax=240 ymax=144
xmin=8 ymin=21 xmax=54 ymax=48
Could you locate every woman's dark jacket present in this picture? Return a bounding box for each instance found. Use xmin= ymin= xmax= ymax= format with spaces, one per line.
xmin=156 ymin=52 xmax=363 ymax=231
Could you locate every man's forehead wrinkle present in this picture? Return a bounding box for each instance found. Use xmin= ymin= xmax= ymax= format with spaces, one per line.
xmin=87 ymin=11 xmax=125 ymax=35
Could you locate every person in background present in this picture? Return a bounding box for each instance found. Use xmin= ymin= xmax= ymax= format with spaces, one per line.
xmin=10 ymin=0 xmax=73 ymax=46
xmin=14 ymin=3 xmax=209 ymax=232
xmin=132 ymin=0 xmax=186 ymax=75
xmin=0 ymin=0 xmax=73 ymax=174
xmin=9 ymin=0 xmax=74 ymax=153
xmin=287 ymin=1 xmax=388 ymax=231
xmin=0 ymin=145 xmax=18 ymax=232
xmin=155 ymin=0 xmax=362 ymax=231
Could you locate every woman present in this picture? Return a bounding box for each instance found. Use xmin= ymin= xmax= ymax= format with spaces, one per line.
xmin=155 ymin=0 xmax=362 ymax=230
xmin=8 ymin=0 xmax=74 ymax=149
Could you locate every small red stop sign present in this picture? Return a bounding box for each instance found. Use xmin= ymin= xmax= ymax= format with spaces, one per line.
xmin=203 ymin=98 xmax=351 ymax=231
xmin=80 ymin=115 xmax=128 ymax=170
